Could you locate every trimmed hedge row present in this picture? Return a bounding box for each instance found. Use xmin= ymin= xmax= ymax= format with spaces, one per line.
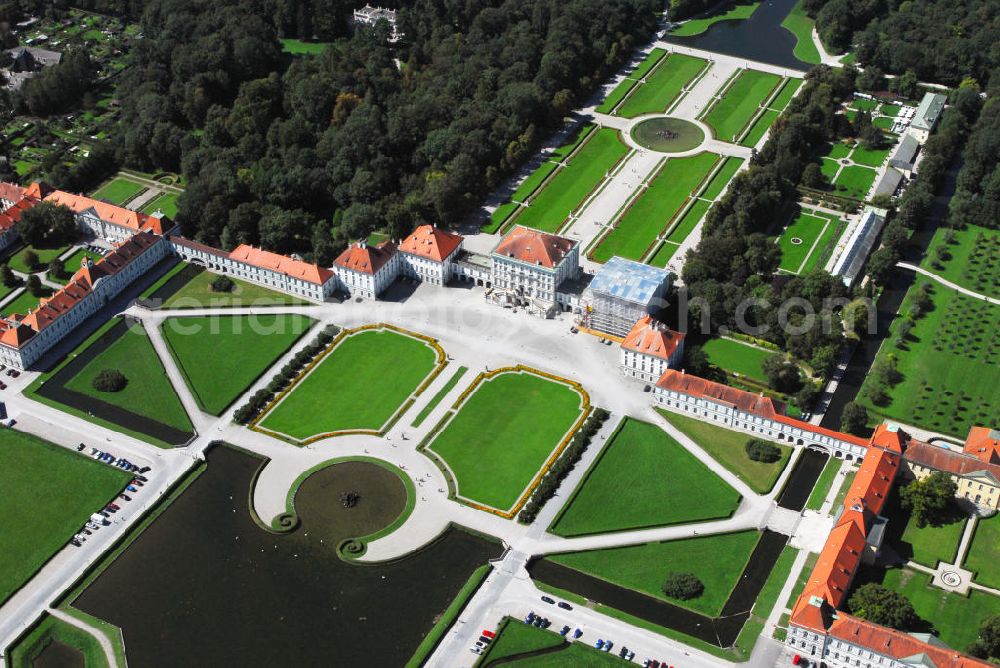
xmin=517 ymin=407 xmax=610 ymax=524
xmin=232 ymin=324 xmax=340 ymax=424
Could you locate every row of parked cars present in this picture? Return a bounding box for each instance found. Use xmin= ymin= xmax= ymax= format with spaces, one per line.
xmin=70 ymin=446 xmax=151 ymax=548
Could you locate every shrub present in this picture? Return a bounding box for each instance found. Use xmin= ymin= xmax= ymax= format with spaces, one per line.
xmin=25 ymin=274 xmax=44 ymax=297
xmin=211 ymin=275 xmax=235 ymax=293
xmin=662 ymin=572 xmax=704 ymax=600
xmin=92 ymin=369 xmax=127 ymax=392
xmin=745 ymin=438 xmax=782 ymax=463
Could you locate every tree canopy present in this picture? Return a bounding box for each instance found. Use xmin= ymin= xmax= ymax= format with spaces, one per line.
xmin=900 ymin=472 xmax=958 ymax=528
xmin=18 ymin=202 xmax=79 ymax=248
xmin=848 ymin=583 xmax=918 ymax=630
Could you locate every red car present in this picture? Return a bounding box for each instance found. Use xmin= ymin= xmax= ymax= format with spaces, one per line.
xmin=482 ymin=630 xmax=496 ymax=639
xmin=793 ymin=655 xmax=802 ymax=666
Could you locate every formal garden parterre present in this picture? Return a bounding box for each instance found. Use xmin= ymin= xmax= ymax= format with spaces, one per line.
xmin=614 ymin=53 xmax=707 ymax=118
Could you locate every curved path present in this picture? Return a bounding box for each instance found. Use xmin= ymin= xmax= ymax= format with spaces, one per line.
xmin=47 ymin=607 xmax=120 ymax=668
xmin=896 ymin=261 xmax=1000 ymax=305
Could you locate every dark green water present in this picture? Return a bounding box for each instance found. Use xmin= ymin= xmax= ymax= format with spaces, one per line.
xmin=73 ymin=445 xmax=500 ymax=667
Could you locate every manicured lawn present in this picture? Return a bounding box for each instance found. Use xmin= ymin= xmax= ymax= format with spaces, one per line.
xmin=7 ymin=245 xmax=70 ymax=274
xmin=850 ymin=143 xmax=892 ymax=168
xmin=964 ymin=514 xmax=1000 ymax=589
xmin=595 ymin=50 xmax=665 ymax=114
xmin=702 ymin=337 xmax=770 ymax=383
xmin=825 ymin=141 xmax=852 ymax=160
xmin=280 ymin=38 xmax=330 ymax=55
xmin=1 ymin=287 xmax=52 ymax=316
xmin=657 ymin=409 xmax=792 ymax=494
xmin=920 ymin=223 xmax=1000 ymax=299
xmin=873 ymin=116 xmax=896 ymax=131
xmin=820 ymin=157 xmax=841 ymax=182
xmin=514 ymin=128 xmax=628 ymax=233
xmin=591 ymin=153 xmax=718 ymax=262
xmin=427 ymin=371 xmax=585 ymax=511
xmin=850 ymin=98 xmax=878 ymax=112
xmin=880 ymin=104 xmax=901 ymax=117
xmin=666 ymin=198 xmax=712 ymax=244
xmin=617 ymin=54 xmax=707 ymax=118
xmin=780 ymin=0 xmax=820 ymax=64
xmin=801 ymin=214 xmax=845 ymax=274
xmin=858 ymin=278 xmax=1000 ymax=437
xmin=704 ymin=70 xmax=782 ymax=142
xmin=163 ymin=314 xmax=314 ymax=416
xmin=507 ymin=643 xmax=622 ymax=666
xmin=776 ymin=212 xmax=831 ymax=273
xmin=484 ymin=202 xmax=519 ymax=233
xmin=630 ymin=48 xmax=668 ymax=80
xmin=734 ymin=546 xmax=798 ymax=658
xmin=550 ymin=531 xmax=761 ymax=617
xmin=740 ymin=109 xmax=780 ymax=147
xmin=885 ymin=490 xmax=966 ymax=568
xmin=57 ymin=248 xmax=103 ymax=278
xmin=879 ymin=568 xmax=1000 ymax=652
xmin=8 ymin=613 xmax=110 ymax=668
xmin=671 ymin=2 xmax=760 ymax=37
xmin=648 ymin=242 xmax=680 ymax=268
xmin=804 ymin=457 xmax=841 ymax=511
xmin=0 ymin=431 xmax=130 ymax=605
xmin=769 ymin=78 xmax=803 ymax=111
xmin=476 ymin=617 xmax=565 ymax=665
xmin=160 ymin=266 xmax=310 ymax=308
xmin=832 ymin=164 xmax=876 ymax=199
xmin=551 ymin=418 xmax=740 ymax=536
xmin=260 ymin=329 xmax=438 ymax=440
xmin=64 ymin=322 xmax=194 ymax=433
xmin=411 ymin=366 xmax=468 ymax=428
xmin=701 ymin=157 xmax=745 ymax=200
xmin=510 ymin=161 xmax=559 ymax=202
xmin=548 ymin=124 xmax=596 ymax=161
xmin=141 ymin=192 xmax=179 ymax=218
xmin=90 ymin=176 xmax=144 ymax=205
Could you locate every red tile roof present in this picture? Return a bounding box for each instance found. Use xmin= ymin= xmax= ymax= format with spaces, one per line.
xmin=333 ymin=240 xmax=397 ymax=275
xmin=656 ymin=369 xmax=786 ymax=418
xmin=170 ymin=235 xmax=228 ymax=259
xmin=0 ymin=195 xmax=39 ymax=232
xmin=622 ymin=316 xmax=685 ymax=360
xmin=230 ymin=244 xmax=334 ymax=284
xmin=964 ymin=426 xmax=1000 ymax=464
xmin=0 ymin=182 xmax=25 ymax=204
xmin=870 ymin=423 xmax=907 ymax=453
xmin=844 ymin=447 xmax=899 ymax=520
xmin=904 ymin=441 xmax=1000 ymax=481
xmin=43 ymin=189 xmax=168 ymax=235
xmin=492 ymin=226 xmax=576 ymax=268
xmin=828 ymin=614 xmax=993 ymax=668
xmin=398 ymin=225 xmax=462 ymax=262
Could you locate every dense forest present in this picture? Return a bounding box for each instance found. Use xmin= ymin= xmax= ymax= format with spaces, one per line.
xmin=949 ymin=87 xmax=1000 ymax=230
xmin=803 ymin=0 xmax=1000 ymax=87
xmin=110 ymin=0 xmax=658 ymax=260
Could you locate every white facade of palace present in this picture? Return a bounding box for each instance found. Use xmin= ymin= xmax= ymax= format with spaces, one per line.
xmin=490 ymin=248 xmax=580 ymax=303
xmin=620 ymin=346 xmax=679 ymax=383
xmin=399 ymin=246 xmax=461 ymax=285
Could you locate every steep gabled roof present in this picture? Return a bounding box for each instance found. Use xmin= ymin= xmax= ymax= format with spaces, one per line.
xmin=621 ymin=315 xmax=684 ymax=360
xmin=0 ymin=182 xmax=26 ymax=204
xmin=827 ymin=614 xmax=993 ymax=668
xmin=0 ymin=195 xmax=39 ymax=231
xmin=43 ymin=189 xmax=167 ymax=235
xmin=656 ymin=369 xmax=786 ymax=418
xmin=963 ymin=426 xmax=1000 ymax=464
xmin=870 ymin=423 xmax=907 ymax=453
xmin=230 ymin=244 xmax=334 ymax=284
xmin=333 ymin=240 xmax=397 ymax=275
xmin=398 ymin=225 xmax=462 ymax=262
xmin=492 ymin=225 xmax=576 ymax=269
xmin=904 ymin=441 xmax=1000 ymax=483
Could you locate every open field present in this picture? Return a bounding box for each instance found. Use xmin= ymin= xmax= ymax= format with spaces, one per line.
xmin=657 ymin=409 xmax=791 ymax=494
xmin=90 ymin=176 xmax=144 ymax=205
xmin=550 ymin=531 xmax=761 ymax=617
xmin=920 ymin=224 xmax=1000 ymax=299
xmin=780 ymin=0 xmax=821 ymax=64
xmin=260 ymin=329 xmax=438 ymax=440
xmin=427 ymin=371 xmax=585 ymax=511
xmin=550 ymin=418 xmax=740 ymax=536
xmin=858 ymin=278 xmax=1000 ymax=437
xmin=702 ymin=337 xmax=771 ymax=383
xmin=595 ymin=49 xmax=665 ymax=114
xmin=163 ymin=314 xmax=314 ymax=416
xmin=671 ymin=2 xmax=760 ymax=37
xmin=703 ymin=69 xmax=782 ymax=141
xmin=513 ymin=128 xmax=629 ymax=233
xmin=63 ymin=323 xmax=193 ymax=433
xmin=591 ymin=153 xmax=718 ymax=262
xmin=0 ymin=431 xmax=130 ymax=605
xmin=7 ymin=613 xmax=110 ymax=668
xmin=964 ymin=514 xmax=1000 ymax=589
xmin=617 ymin=54 xmax=707 ymax=118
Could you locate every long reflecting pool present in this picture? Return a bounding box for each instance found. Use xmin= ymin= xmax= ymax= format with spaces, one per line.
xmin=72 ymin=445 xmax=500 ymax=667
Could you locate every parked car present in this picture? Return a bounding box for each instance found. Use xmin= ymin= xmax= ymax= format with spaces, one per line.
xmin=559 ymin=625 xmax=570 ymax=636
xmin=126 ymin=485 xmax=138 ymax=492
xmin=595 ymin=640 xmax=605 ymax=649
xmin=70 ymin=539 xmax=82 ymax=547
xmin=541 ymin=596 xmax=554 ymax=604
xmin=482 ymin=630 xmax=496 ymax=639
xmin=603 ymin=641 xmax=613 ymax=652
xmin=76 ymin=443 xmax=85 ymax=451
xmin=524 ymin=612 xmax=536 ymax=624
xmin=557 ymin=601 xmax=572 ymax=610
xmin=119 ymin=494 xmax=131 ymax=502
xmin=572 ymin=629 xmax=582 ymax=639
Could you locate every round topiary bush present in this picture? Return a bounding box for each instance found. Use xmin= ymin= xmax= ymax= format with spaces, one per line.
xmin=211 ymin=275 xmax=235 ymax=293
xmin=745 ymin=438 xmax=782 ymax=463
xmin=92 ymin=369 xmax=127 ymax=393
xmin=662 ymin=572 xmax=704 ymax=601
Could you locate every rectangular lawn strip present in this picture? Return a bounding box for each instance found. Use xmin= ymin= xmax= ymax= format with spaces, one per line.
xmin=161 ymin=266 xmax=310 ymax=308
xmin=703 ymin=69 xmax=782 ymax=142
xmin=880 ymin=568 xmax=1000 ymax=652
xmin=501 ymin=643 xmax=621 ymax=666
xmin=804 ymin=457 xmax=841 ymax=511
xmin=510 ymin=161 xmax=559 ymax=203
xmin=483 ymin=202 xmax=519 ymax=234
xmin=89 ymin=176 xmax=145 ymax=205
xmin=732 ymin=546 xmax=798 ymax=658
xmin=592 ymin=153 xmax=717 ymax=262
xmin=617 ymin=54 xmax=707 ymax=118
xmin=548 ymin=124 xmax=596 ymax=162
xmin=665 ymin=198 xmax=712 ymax=244
xmin=0 ymin=430 xmax=131 ymax=605
xmin=629 ymin=48 xmax=667 ymax=80
xmin=701 ymin=157 xmax=745 ymax=200
xmin=769 ymin=77 xmax=803 ymax=111
xmin=596 ymin=78 xmax=639 ymax=115
xmin=550 ymin=418 xmax=741 ymax=537
xmin=140 ymin=192 xmax=179 ymax=218
xmin=260 ymin=329 xmax=439 ymax=440
xmin=162 ymin=314 xmax=315 ymax=416
xmin=657 ymin=408 xmax=791 ymax=494
xmin=62 ymin=322 xmax=193 ymax=433
xmin=648 ymin=241 xmax=680 ymax=268
xmin=427 ymin=371 xmax=585 ymax=511
xmin=858 ymin=278 xmax=1000 ymax=437
xmin=740 ymin=108 xmax=780 ymax=147
xmin=800 ymin=214 xmax=845 ymax=274
xmin=410 ymin=366 xmax=469 ymax=428
xmin=702 ymin=337 xmax=771 ymax=384
xmin=280 ymin=38 xmax=330 ymax=55
xmin=776 ymin=212 xmax=829 ymax=273
xmin=549 ymin=531 xmax=761 ymax=617
xmin=832 ymin=164 xmax=876 ymax=199
xmin=963 ymin=514 xmax=1000 ymax=589
xmin=7 ymin=244 xmax=71 ymax=274
xmin=849 ymin=143 xmax=893 ymax=168
xmin=671 ymin=2 xmax=760 ymax=37
xmin=780 ymin=0 xmax=820 ymax=64
xmin=514 ymin=128 xmax=629 ymax=233
xmin=474 ymin=617 xmax=565 ymax=665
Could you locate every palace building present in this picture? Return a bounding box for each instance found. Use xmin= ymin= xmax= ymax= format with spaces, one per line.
xmin=489 ymin=225 xmax=581 ymax=315
xmin=582 ymin=257 xmax=672 ymax=337
xmin=619 ymin=316 xmax=685 ymax=383
xmin=333 ymin=240 xmax=401 ymax=300
xmin=397 ymin=224 xmax=464 ymax=286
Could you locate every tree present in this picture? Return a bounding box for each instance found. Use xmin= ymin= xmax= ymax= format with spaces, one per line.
xmin=682 ymin=345 xmax=711 ymax=377
xmin=849 ymin=584 xmax=918 ymax=630
xmin=17 ymin=202 xmax=79 ymax=248
xmin=0 ymin=264 xmax=20 ymax=288
xmin=900 ymin=472 xmax=957 ymax=527
xmin=968 ymin=615 xmax=1000 ymax=659
xmin=840 ymin=402 xmax=869 ymax=435
xmin=25 ymin=274 xmax=43 ymax=297
xmin=47 ymin=258 xmax=64 ymax=280
xmin=211 ymin=275 xmax=235 ymax=293
xmin=23 ymin=250 xmax=39 ymax=272
xmin=762 ymin=353 xmax=803 ymax=393
xmin=802 ymin=162 xmax=827 ymax=189
xmin=92 ymin=369 xmax=128 ymax=393
xmin=866 ymin=248 xmax=899 ymax=285
xmin=662 ymin=572 xmax=704 ymax=600
xmin=745 ymin=438 xmax=782 ymax=463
